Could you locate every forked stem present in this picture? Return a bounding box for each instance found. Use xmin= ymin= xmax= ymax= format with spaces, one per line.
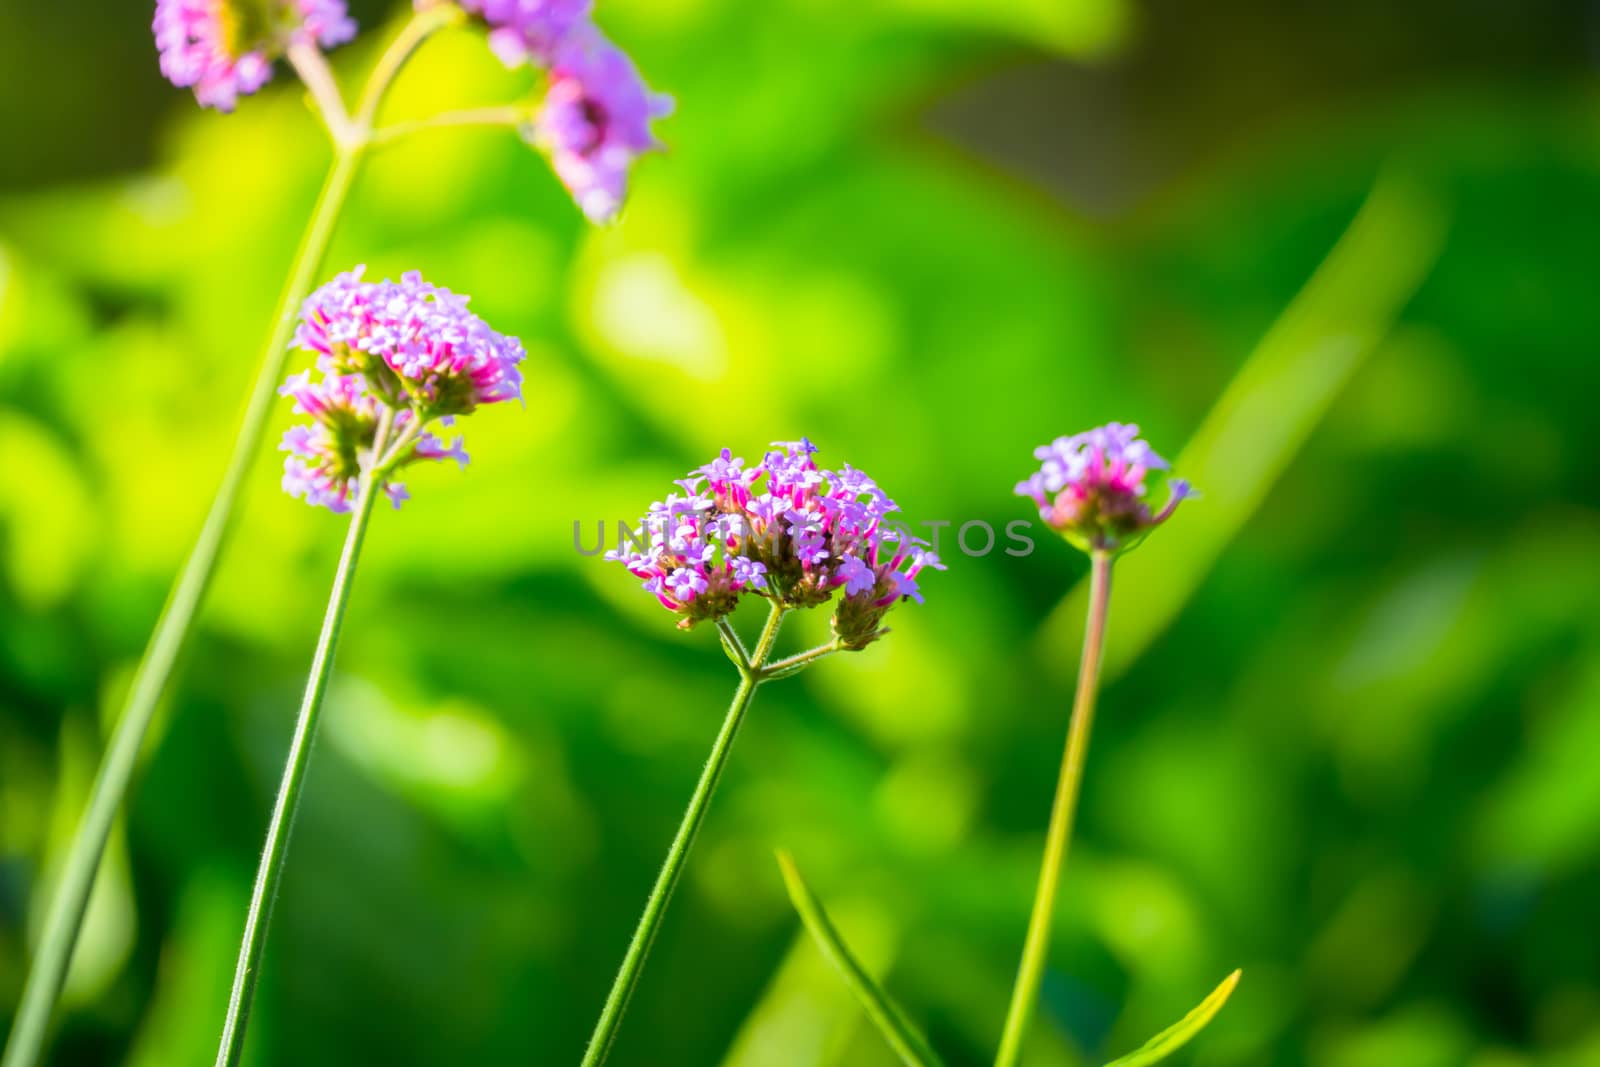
xmin=994 ymin=550 xmax=1114 ymax=1066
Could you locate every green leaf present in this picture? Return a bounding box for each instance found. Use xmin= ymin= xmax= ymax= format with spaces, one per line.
xmin=1101 ymin=970 xmax=1242 ymax=1067
xmin=775 ymin=851 xmax=947 ymax=1067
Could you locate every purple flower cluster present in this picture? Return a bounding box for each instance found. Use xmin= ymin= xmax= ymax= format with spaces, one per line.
xmin=449 ymin=0 xmax=672 ymax=222
xmin=153 ymin=0 xmax=356 ymax=111
xmin=1016 ymin=422 xmax=1195 ymax=552
xmin=608 ymin=440 xmax=943 ymax=647
xmin=279 ymin=267 xmax=523 ymax=513
xmin=294 ymin=266 xmax=526 ymax=417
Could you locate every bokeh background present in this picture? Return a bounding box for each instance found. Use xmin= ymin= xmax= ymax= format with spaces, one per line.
xmin=3 ymin=0 xmax=1599 ymax=1064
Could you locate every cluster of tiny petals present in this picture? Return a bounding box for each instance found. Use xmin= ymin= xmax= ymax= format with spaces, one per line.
xmin=278 ymin=267 xmax=520 ymax=514
xmin=295 ymin=266 xmax=526 ymax=415
xmin=608 ymin=440 xmax=942 ymax=642
xmin=431 ymin=0 xmax=672 ymax=222
xmin=1016 ymin=422 xmax=1195 ymax=551
xmin=153 ymin=0 xmax=356 ymax=112
xmin=277 ymin=372 xmax=467 ymax=512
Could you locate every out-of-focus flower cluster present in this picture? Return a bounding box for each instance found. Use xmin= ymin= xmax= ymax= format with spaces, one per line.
xmin=608 ymin=440 xmax=943 ymax=648
xmin=279 ymin=267 xmax=524 ymax=513
xmin=1016 ymin=422 xmax=1194 ymax=553
xmin=153 ymin=0 xmax=356 ymax=111
xmin=449 ymin=0 xmax=673 ymax=222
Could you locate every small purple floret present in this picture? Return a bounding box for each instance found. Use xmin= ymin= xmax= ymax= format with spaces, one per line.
xmin=1015 ymin=422 xmax=1193 ymax=552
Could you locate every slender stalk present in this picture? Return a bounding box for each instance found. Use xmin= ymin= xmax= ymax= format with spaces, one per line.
xmin=286 ymin=44 xmax=357 ymax=148
xmin=761 ymin=640 xmax=839 ymax=680
xmin=994 ymin=551 xmax=1114 ymax=1067
xmin=354 ymin=2 xmax=465 ymax=132
xmin=0 ymin=12 xmax=475 ymax=1059
xmin=213 ymin=426 xmax=391 ymax=1067
xmin=581 ymin=603 xmax=787 ymax=1067
xmin=369 ymin=106 xmax=529 ymax=150
xmin=0 ymin=144 xmax=364 ymax=1067
xmin=715 ymin=618 xmax=750 ymax=671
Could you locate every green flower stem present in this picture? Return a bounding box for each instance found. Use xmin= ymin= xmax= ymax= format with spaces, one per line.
xmin=0 ymin=11 xmax=466 ymax=1063
xmin=286 ymin=43 xmax=358 ymax=148
xmin=214 ymin=425 xmax=393 ymax=1067
xmin=994 ymin=550 xmax=1114 ymax=1067
xmin=715 ymin=618 xmax=751 ymax=671
xmin=0 ymin=144 xmax=364 ymax=1067
xmin=760 ymin=640 xmax=840 ymax=681
xmin=353 ymin=2 xmax=465 ymax=132
xmin=369 ymin=106 xmax=530 ymax=150
xmin=581 ymin=602 xmax=788 ymax=1067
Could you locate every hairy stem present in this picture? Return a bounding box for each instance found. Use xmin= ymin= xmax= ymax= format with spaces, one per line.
xmin=760 ymin=640 xmax=839 ymax=680
xmin=581 ymin=603 xmax=787 ymax=1067
xmin=213 ymin=421 xmax=391 ymax=1067
xmin=994 ymin=551 xmax=1113 ymax=1067
xmin=0 ymin=145 xmax=364 ymax=1067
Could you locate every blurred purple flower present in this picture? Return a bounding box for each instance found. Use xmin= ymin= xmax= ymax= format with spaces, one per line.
xmin=535 ymin=24 xmax=673 ymax=222
xmin=452 ymin=0 xmax=594 ymax=68
xmin=153 ymin=0 xmax=356 ymax=111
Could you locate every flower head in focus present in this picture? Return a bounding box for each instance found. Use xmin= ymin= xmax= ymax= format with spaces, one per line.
xmin=1015 ymin=422 xmax=1195 ymax=554
xmin=279 ymin=267 xmax=520 ymax=513
xmin=607 ymin=441 xmax=942 ymax=647
xmin=153 ymin=0 xmax=356 ymax=111
xmin=294 ymin=266 xmax=526 ymax=418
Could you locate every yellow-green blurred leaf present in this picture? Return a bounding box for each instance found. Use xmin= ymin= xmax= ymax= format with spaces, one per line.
xmin=777 ymin=850 xmax=946 ymax=1067
xmin=1101 ymin=969 xmax=1241 ymax=1067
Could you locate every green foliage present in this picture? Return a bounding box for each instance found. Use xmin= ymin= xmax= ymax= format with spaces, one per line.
xmin=1101 ymin=970 xmax=1240 ymax=1067
xmin=3 ymin=1 xmax=1600 ymax=1066
xmin=777 ymin=851 xmax=946 ymax=1067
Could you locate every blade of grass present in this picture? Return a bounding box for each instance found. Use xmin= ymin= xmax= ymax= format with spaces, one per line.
xmin=776 ymin=851 xmax=946 ymax=1067
xmin=1101 ymin=970 xmax=1241 ymax=1067
xmin=1035 ymin=169 xmax=1448 ymax=682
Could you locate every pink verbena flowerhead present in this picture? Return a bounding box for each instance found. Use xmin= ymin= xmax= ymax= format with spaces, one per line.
xmin=607 ymin=440 xmax=943 ymax=648
xmin=535 ymin=24 xmax=674 ymax=223
xmin=277 ymin=372 xmax=467 ymax=512
xmin=153 ymin=0 xmax=356 ymax=111
xmin=1016 ymin=422 xmax=1195 ymax=554
xmin=295 ymin=266 xmax=526 ymax=419
xmin=278 ymin=267 xmax=521 ymax=513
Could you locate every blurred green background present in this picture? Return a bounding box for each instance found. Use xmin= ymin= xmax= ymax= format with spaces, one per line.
xmin=3 ymin=0 xmax=1599 ymax=1064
